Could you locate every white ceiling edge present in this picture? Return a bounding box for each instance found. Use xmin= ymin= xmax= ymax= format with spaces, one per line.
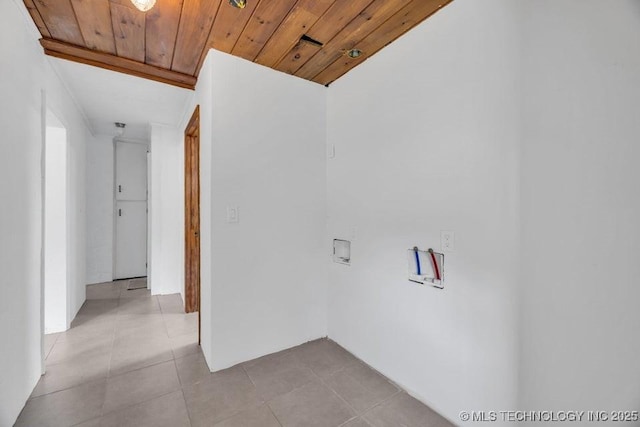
xmin=46 ymin=56 xmax=96 ymax=137
xmin=49 ymin=57 xmax=194 ymax=141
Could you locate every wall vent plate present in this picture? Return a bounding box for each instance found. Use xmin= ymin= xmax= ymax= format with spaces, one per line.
xmin=333 ymin=239 xmax=351 ymax=265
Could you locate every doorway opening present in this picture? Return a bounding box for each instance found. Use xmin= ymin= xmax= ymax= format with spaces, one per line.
xmin=184 ymin=106 xmax=200 ymax=343
xmin=43 ymin=110 xmax=68 ymax=335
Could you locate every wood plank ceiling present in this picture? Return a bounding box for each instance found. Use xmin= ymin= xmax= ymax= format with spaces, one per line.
xmin=24 ymin=0 xmax=452 ymax=90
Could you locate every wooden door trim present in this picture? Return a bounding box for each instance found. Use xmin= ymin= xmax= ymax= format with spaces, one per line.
xmin=185 ymin=105 xmax=200 ymax=344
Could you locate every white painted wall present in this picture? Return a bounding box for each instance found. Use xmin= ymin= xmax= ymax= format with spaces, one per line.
xmin=190 ymin=50 xmax=328 ymax=370
xmin=519 ymin=0 xmax=640 ymax=415
xmin=184 ymin=53 xmax=212 ymax=365
xmin=0 ymin=3 xmax=46 ymax=424
xmin=325 ymin=1 xmax=520 ymax=423
xmin=46 ymin=58 xmax=89 ymax=324
xmin=44 ymin=124 xmax=68 ymax=333
xmin=86 ymin=134 xmax=114 ymax=284
xmin=4 ymin=1 xmax=638 ymax=425
xmin=149 ymin=124 xmax=184 ymax=297
xmin=0 ymin=1 xmax=90 ymax=424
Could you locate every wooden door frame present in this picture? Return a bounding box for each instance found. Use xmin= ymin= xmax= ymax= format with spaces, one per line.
xmin=184 ymin=106 xmax=200 ymax=343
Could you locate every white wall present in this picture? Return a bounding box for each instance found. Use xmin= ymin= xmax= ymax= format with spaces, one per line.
xmin=519 ymin=0 xmax=640 ymax=415
xmin=326 ymin=1 xmax=520 ymax=423
xmin=149 ymin=124 xmax=184 ymax=297
xmin=0 ymin=2 xmax=46 ymax=423
xmin=46 ymin=58 xmax=89 ymax=323
xmin=0 ymin=1 xmax=90 ymax=424
xmin=86 ymin=134 xmax=114 ymax=284
xmin=4 ymin=1 xmax=638 ymax=425
xmin=44 ymin=124 xmax=68 ymax=333
xmin=183 ymin=53 xmax=212 ymax=366
xmin=192 ymin=50 xmax=328 ymax=370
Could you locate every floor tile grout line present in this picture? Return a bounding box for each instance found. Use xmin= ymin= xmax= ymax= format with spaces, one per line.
xmin=179 ymin=387 xmax=195 ymax=427
xmin=317 ymin=373 xmax=361 ymax=418
xmin=100 ymin=291 xmax=121 ymax=416
xmin=337 ymin=416 xmax=360 ymax=427
xmin=172 ymin=341 xmax=203 ymax=361
xmin=70 ymin=415 xmax=102 ymax=427
xmin=43 ymin=342 xmax=106 ymax=369
xmin=100 ymin=387 xmax=185 ymax=421
xmin=266 ymin=402 xmax=285 ymax=427
xmin=240 ymin=363 xmax=258 ymax=388
xmin=108 ymin=356 xmax=176 ymax=379
xmin=26 ymin=377 xmax=108 ymax=402
xmin=331 ymin=361 xmax=403 ymax=412
xmin=185 ymin=365 xmax=265 ymax=426
xmin=263 ymin=366 xmax=323 ymax=402
xmin=173 ymin=354 xmax=191 ymax=388
xmin=43 ymin=333 xmax=60 ymax=360
xmin=34 ymin=321 xmax=177 ymax=397
xmin=253 ymin=365 xmax=359 ymax=427
xmin=240 ymin=341 xmax=360 ymax=412
xmin=205 ymin=403 xmax=267 ymax=426
xmin=217 ymin=363 xmax=284 ymax=426
xmin=319 ymin=362 xmax=404 ymax=420
xmin=288 ymin=343 xmax=400 ymax=423
xmin=359 ymin=389 xmax=402 ymax=420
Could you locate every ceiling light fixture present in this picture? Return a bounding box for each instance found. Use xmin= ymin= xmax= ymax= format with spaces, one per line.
xmin=130 ymin=0 xmax=156 ymax=12
xmin=115 ymin=122 xmax=126 ymax=136
xmin=229 ymin=0 xmax=246 ymax=8
xmin=346 ymin=48 xmax=363 ymax=59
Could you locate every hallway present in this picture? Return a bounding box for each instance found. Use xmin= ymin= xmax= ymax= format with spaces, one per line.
xmin=15 ymin=282 xmax=452 ymax=427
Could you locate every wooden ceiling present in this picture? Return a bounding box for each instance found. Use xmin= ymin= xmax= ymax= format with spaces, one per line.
xmin=24 ymin=0 xmax=452 ymax=90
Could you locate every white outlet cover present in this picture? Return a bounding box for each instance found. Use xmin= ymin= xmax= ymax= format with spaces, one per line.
xmin=441 ymin=230 xmax=455 ymax=252
xmin=227 ymin=206 xmax=239 ymax=223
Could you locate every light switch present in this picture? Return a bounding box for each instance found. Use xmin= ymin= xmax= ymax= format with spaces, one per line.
xmin=226 ymin=206 xmax=239 ymax=223
xmin=333 ymin=239 xmax=351 ymax=265
xmin=327 ymin=144 xmax=336 ymax=159
xmin=441 ymin=231 xmax=455 ymax=252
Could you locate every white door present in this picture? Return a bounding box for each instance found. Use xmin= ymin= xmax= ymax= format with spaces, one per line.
xmin=116 ymin=141 xmax=147 ymax=200
xmin=116 ymin=201 xmax=147 ymax=278
xmin=115 ymin=141 xmax=148 ymax=279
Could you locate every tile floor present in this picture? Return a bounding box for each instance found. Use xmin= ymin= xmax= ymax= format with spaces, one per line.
xmin=16 ymin=281 xmax=453 ymax=427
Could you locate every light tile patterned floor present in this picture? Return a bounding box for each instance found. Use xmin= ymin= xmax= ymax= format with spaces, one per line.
xmin=15 ymin=281 xmax=453 ymax=427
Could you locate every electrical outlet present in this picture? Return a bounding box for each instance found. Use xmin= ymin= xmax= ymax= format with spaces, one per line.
xmin=441 ymin=231 xmax=455 ymax=252
xmin=226 ymin=206 xmax=239 ymax=223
